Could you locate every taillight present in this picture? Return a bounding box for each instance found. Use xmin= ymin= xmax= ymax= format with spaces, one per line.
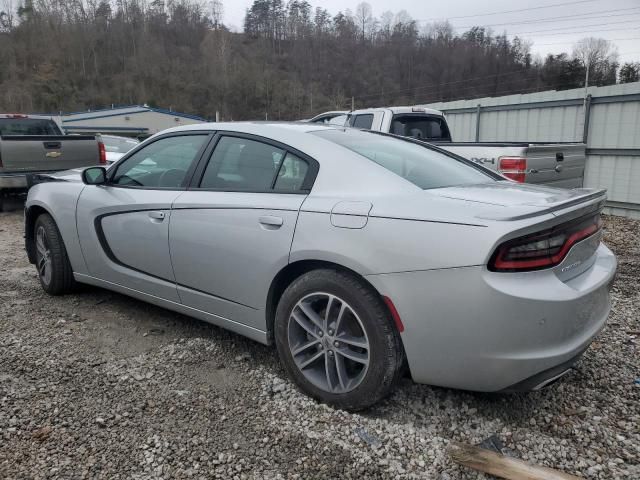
xmin=489 ymin=214 xmax=602 ymax=272
xmin=98 ymin=141 xmax=107 ymax=164
xmin=499 ymin=156 xmax=527 ymax=182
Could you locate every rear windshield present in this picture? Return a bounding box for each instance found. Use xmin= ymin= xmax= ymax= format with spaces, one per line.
xmin=390 ymin=114 xmax=451 ymax=142
xmin=0 ymin=118 xmax=62 ymax=136
xmin=312 ymin=129 xmax=496 ymax=190
xmin=102 ymin=136 xmax=139 ymax=153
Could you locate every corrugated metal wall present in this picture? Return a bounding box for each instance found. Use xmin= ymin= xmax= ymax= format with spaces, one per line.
xmin=424 ymin=82 xmax=640 ymax=218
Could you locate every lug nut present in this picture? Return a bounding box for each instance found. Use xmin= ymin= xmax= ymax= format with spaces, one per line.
xmin=318 ymin=330 xmax=324 ymax=337
xmin=333 ymin=341 xmax=340 ymax=348
xmin=327 ymin=350 xmax=334 ymax=357
xmin=328 ymin=329 xmax=334 ymax=336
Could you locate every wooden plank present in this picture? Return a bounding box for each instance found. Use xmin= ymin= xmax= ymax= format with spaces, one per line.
xmin=448 ymin=442 xmax=581 ymax=480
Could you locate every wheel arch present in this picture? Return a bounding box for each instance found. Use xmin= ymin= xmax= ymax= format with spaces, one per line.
xmin=265 ymin=259 xmax=389 ymax=344
xmin=25 ymin=204 xmax=54 ymax=264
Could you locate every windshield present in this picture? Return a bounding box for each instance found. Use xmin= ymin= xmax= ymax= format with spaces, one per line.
xmin=102 ymin=136 xmax=139 ymax=153
xmin=312 ymin=129 xmax=497 ymax=190
xmin=0 ymin=118 xmax=62 ymax=135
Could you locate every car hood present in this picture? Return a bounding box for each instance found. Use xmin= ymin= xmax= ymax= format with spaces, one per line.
xmin=369 ymin=181 xmax=606 ymax=224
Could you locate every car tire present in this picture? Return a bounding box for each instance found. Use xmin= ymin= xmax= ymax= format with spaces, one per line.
xmin=275 ymin=268 xmax=405 ymax=410
xmin=34 ymin=213 xmax=76 ymax=295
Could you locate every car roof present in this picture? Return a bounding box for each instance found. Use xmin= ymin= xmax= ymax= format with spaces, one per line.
xmin=159 ymin=121 xmax=340 ymax=136
xmin=350 ymin=106 xmax=444 ymax=116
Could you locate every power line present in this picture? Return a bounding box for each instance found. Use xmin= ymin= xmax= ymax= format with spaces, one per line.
xmin=535 ymin=36 xmax=640 ymax=46
xmin=499 ymin=19 xmax=640 ymax=36
xmin=414 ymin=0 xmax=599 ymax=22
xmin=448 ymin=7 xmax=640 ymax=30
xmin=355 ymin=69 xmax=538 ymax=100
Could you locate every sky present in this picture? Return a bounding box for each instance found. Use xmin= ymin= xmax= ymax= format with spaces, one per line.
xmin=222 ymin=0 xmax=640 ymax=65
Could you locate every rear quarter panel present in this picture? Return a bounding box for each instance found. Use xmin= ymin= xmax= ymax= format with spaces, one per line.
xmin=290 ymin=210 xmax=495 ymax=275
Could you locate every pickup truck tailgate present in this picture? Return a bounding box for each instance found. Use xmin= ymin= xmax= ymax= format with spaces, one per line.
xmin=525 ymin=144 xmax=585 ymax=188
xmin=0 ymin=135 xmax=99 ymax=172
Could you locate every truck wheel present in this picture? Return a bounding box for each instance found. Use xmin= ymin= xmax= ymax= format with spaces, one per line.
xmin=274 ymin=269 xmax=405 ymax=411
xmin=34 ymin=213 xmax=76 ymax=295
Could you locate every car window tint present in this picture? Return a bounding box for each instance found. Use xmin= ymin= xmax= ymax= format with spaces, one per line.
xmin=112 ymin=135 xmax=207 ymax=188
xmin=391 ymin=115 xmax=451 ymax=141
xmin=274 ymin=153 xmax=309 ymax=191
xmin=200 ymin=136 xmax=285 ymax=190
xmin=312 ymin=129 xmax=496 ymax=190
xmin=0 ymin=118 xmax=62 ymax=135
xmin=352 ymin=114 xmax=374 ymax=129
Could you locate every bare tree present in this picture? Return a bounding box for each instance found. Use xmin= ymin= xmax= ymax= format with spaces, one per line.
xmin=354 ymin=2 xmax=372 ymax=42
xmin=573 ymin=37 xmax=619 ymax=89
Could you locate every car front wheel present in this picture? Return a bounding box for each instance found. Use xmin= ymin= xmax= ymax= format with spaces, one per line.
xmin=275 ymin=269 xmax=404 ymax=410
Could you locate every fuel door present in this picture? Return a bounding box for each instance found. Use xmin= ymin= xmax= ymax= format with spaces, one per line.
xmin=330 ymin=201 xmax=373 ymax=229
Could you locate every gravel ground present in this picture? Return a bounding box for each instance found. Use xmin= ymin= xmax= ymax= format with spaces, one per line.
xmin=0 ymin=204 xmax=638 ymax=479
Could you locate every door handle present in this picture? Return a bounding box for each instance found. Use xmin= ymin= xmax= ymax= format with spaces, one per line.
xmin=148 ymin=211 xmax=165 ymax=221
xmin=259 ymin=215 xmax=283 ymax=227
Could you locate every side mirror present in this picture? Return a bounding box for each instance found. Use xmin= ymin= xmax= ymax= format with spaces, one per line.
xmin=82 ymin=167 xmax=107 ymax=185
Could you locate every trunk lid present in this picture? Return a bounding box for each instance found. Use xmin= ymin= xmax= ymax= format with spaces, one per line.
xmin=0 ymin=135 xmax=99 ymax=172
xmin=369 ymin=181 xmax=606 ymax=225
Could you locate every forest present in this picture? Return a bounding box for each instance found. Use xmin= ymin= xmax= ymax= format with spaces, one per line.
xmin=0 ymin=0 xmax=638 ymax=120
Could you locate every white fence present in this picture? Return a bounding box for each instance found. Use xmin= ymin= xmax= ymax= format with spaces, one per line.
xmin=424 ymin=82 xmax=640 ymax=219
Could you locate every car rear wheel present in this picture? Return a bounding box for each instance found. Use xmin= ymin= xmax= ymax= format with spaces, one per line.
xmin=34 ymin=213 xmax=76 ymax=295
xmin=275 ymin=269 xmax=404 ymax=410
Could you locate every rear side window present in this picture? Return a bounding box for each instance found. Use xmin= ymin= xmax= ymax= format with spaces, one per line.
xmin=0 ymin=118 xmax=62 ymax=135
xmin=200 ymin=136 xmax=311 ymax=192
xmin=274 ymin=153 xmax=309 ymax=190
xmin=390 ymin=115 xmax=451 ymax=142
xmin=313 ymin=129 xmax=496 ymax=190
xmin=350 ymin=114 xmax=374 ymax=129
xmin=201 ymin=137 xmax=284 ymax=190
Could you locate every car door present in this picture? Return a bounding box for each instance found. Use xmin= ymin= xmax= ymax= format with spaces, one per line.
xmin=169 ymin=133 xmax=318 ymax=330
xmin=76 ymin=132 xmax=212 ymax=301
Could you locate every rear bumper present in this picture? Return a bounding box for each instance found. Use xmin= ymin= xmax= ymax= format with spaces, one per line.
xmin=0 ymin=173 xmax=28 ymax=189
xmin=366 ymin=243 xmax=616 ymax=392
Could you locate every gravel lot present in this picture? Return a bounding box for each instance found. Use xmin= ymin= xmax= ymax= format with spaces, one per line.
xmin=0 ymin=204 xmax=638 ymax=479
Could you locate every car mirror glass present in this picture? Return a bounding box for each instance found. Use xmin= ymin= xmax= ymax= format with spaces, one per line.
xmin=82 ymin=167 xmax=106 ymax=185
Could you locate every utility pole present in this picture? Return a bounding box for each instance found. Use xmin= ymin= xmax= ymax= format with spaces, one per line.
xmin=351 ymin=96 xmax=355 ymax=111
xmin=583 ymin=59 xmax=590 ymax=112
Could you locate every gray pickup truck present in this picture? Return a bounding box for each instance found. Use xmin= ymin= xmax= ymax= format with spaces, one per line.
xmin=345 ymin=107 xmax=587 ymax=189
xmin=0 ymin=114 xmax=105 ymax=210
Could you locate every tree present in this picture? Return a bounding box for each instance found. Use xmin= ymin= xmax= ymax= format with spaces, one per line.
xmin=619 ymin=62 xmax=640 ymax=84
xmin=354 ymin=2 xmax=372 ymax=42
xmin=572 ymin=37 xmax=619 ymax=88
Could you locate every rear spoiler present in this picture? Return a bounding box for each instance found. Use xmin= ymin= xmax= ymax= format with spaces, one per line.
xmin=477 ymin=189 xmax=607 ymax=221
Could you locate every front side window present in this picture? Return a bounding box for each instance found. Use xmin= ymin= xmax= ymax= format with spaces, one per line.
xmin=313 ymin=129 xmax=496 ymax=190
xmin=112 ymin=134 xmax=207 ymax=188
xmin=200 ymin=136 xmax=311 ymax=192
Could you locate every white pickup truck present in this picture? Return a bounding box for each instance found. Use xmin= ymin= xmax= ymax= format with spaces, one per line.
xmin=344 ymin=106 xmax=586 ymax=188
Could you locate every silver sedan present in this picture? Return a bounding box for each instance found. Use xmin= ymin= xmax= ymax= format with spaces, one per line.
xmin=24 ymin=123 xmax=616 ymax=410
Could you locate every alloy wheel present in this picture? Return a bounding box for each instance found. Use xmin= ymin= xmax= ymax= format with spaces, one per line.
xmin=35 ymin=225 xmax=52 ymax=286
xmin=287 ymin=292 xmax=370 ymax=394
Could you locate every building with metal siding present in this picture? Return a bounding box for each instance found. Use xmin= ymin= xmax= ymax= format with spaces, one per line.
xmin=423 ymin=82 xmax=640 ymax=218
xmin=61 ymin=105 xmax=206 ymax=137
